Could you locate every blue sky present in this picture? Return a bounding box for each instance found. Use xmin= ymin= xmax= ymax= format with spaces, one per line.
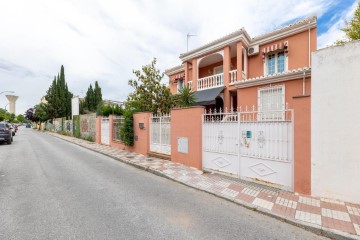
xmin=317 ymin=0 xmax=357 ymax=36
xmin=0 ymin=0 xmax=358 ymax=115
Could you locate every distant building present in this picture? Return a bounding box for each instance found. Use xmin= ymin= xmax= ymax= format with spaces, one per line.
xmin=40 ymin=96 xmax=47 ymax=104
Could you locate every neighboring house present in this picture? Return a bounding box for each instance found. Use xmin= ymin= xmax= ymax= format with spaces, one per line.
xmin=40 ymin=96 xmax=47 ymax=104
xmin=165 ymin=15 xmax=316 ymax=113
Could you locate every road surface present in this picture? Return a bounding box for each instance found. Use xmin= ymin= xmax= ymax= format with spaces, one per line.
xmin=0 ymin=128 xmax=327 ymax=240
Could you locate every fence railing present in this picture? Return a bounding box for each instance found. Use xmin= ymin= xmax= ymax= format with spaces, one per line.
xmin=203 ymin=105 xmax=292 ymax=123
xmin=229 ymin=70 xmax=237 ymax=84
xmin=197 ymin=73 xmax=224 ymax=90
xmin=112 ymin=116 xmax=124 ymax=142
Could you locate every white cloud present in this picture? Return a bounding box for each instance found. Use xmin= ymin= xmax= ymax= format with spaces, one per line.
xmin=0 ymin=0 xmax=350 ymax=115
xmin=317 ymin=0 xmax=358 ymax=48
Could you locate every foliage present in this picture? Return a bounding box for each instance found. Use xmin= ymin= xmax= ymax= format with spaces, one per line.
xmin=173 ymin=86 xmax=196 ymax=107
xmin=34 ymin=103 xmax=48 ymax=122
xmin=25 ymin=107 xmax=35 ymax=122
xmin=16 ymin=114 xmax=26 ymax=123
xmin=0 ymin=108 xmax=16 ymax=122
xmin=96 ymin=103 xmax=123 ymax=117
xmin=120 ymin=109 xmax=134 ymax=146
xmin=81 ymin=81 xmax=103 ymax=113
xmin=127 ymin=58 xmax=174 ymax=113
xmin=73 ymin=115 xmax=80 ymax=138
xmin=45 ymin=65 xmax=73 ymax=120
xmin=335 ymin=2 xmax=360 ymax=45
xmin=80 ymin=135 xmax=94 ymax=142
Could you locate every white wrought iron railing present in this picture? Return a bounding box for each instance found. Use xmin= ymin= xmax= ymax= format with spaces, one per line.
xmin=202 ymin=106 xmax=293 ymax=162
xmin=229 ymin=70 xmax=237 ymax=84
xmin=197 ymin=73 xmax=224 ymax=90
xmin=150 ymin=113 xmax=171 ymax=155
xmin=112 ymin=116 xmax=124 ymax=142
xmin=203 ymin=106 xmax=292 ymax=122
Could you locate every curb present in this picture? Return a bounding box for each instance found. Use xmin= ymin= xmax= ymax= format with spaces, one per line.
xmin=46 ymin=132 xmax=360 ymax=240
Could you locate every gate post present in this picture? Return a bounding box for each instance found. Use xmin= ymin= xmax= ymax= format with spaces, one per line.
xmin=170 ymin=106 xmax=204 ymax=169
xmin=293 ymin=95 xmax=311 ymax=194
xmin=96 ymin=115 xmax=102 ymax=144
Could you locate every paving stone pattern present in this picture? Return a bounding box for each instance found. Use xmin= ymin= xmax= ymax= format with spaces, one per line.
xmin=48 ymin=132 xmax=360 ymax=239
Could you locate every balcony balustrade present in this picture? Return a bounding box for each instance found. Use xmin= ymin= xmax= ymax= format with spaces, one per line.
xmin=197 ymin=73 xmax=224 ymax=91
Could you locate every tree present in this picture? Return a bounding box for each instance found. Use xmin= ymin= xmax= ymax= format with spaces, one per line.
xmin=127 ymin=58 xmax=173 ymax=113
xmin=174 ymin=86 xmax=196 ymax=107
xmin=85 ymin=84 xmax=95 ymax=111
xmin=25 ymin=107 xmax=35 ymax=122
xmin=94 ymin=81 xmax=102 ymax=109
xmin=335 ymin=2 xmax=360 ymax=45
xmin=82 ymin=81 xmax=102 ymax=113
xmin=33 ymin=103 xmax=48 ymax=130
xmin=0 ymin=108 xmax=16 ymax=122
xmin=0 ymin=108 xmax=6 ymax=121
xmin=45 ymin=65 xmax=73 ymax=119
xmin=16 ymin=114 xmax=26 ymax=123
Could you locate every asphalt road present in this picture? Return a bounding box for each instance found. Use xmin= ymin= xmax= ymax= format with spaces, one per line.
xmin=0 ymin=128 xmax=328 ymax=240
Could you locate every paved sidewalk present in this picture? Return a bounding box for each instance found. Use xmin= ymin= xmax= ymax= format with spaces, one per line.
xmin=48 ymin=132 xmax=360 ymax=239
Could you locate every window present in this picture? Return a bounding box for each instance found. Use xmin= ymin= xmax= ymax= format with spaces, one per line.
xmin=265 ymin=52 xmax=285 ymax=75
xmin=258 ymin=85 xmax=285 ymax=120
xmin=177 ymin=79 xmax=184 ymax=92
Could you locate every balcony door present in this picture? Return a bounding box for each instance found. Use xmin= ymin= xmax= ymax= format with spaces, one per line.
xmin=213 ymin=65 xmax=223 ymax=75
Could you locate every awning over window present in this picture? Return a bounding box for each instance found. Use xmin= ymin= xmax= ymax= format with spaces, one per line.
xmin=194 ymin=86 xmax=224 ymax=106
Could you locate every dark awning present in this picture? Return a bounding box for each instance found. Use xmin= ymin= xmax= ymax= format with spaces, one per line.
xmin=194 ymin=86 xmax=224 ymax=106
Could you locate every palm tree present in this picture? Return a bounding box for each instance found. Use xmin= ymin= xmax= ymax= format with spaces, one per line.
xmin=175 ymin=86 xmax=196 ymax=107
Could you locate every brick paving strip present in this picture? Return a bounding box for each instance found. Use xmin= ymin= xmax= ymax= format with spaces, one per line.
xmin=47 ymin=132 xmax=360 ymax=240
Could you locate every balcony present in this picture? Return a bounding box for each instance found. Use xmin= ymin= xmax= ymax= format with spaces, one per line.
xmin=187 ymin=81 xmax=193 ymax=90
xmin=197 ymin=73 xmax=224 ymax=91
xmin=229 ymin=70 xmax=247 ymax=84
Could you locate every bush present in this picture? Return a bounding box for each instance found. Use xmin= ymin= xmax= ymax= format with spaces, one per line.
xmin=120 ymin=109 xmax=134 ymax=146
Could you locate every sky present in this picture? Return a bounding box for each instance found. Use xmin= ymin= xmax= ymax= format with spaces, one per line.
xmin=0 ymin=0 xmax=358 ymax=115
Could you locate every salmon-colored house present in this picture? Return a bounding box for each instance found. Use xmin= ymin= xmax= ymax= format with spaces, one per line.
xmin=166 ymin=15 xmax=316 ymax=110
xmin=165 ymin=15 xmax=317 ymax=194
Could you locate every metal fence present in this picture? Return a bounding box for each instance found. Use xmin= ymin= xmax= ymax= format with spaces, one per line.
xmin=112 ymin=116 xmax=124 ymax=142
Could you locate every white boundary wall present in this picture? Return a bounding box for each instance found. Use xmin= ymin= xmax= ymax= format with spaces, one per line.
xmin=312 ymin=40 xmax=360 ymax=203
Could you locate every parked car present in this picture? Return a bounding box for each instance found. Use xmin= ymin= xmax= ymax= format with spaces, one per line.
xmin=8 ymin=124 xmax=16 ymax=136
xmin=0 ymin=122 xmax=13 ymax=144
xmin=26 ymin=123 xmax=31 ymax=128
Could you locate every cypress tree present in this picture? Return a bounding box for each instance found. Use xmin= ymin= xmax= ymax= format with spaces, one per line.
xmin=94 ymin=81 xmax=102 ymax=110
xmin=44 ymin=65 xmax=73 ymax=120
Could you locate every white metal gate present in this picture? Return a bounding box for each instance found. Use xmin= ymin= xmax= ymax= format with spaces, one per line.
xmin=101 ymin=117 xmax=110 ymax=145
xmin=202 ymin=107 xmax=294 ymax=190
xmin=150 ymin=113 xmax=171 ymax=155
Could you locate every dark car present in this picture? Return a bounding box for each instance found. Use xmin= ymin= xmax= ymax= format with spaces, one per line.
xmin=26 ymin=123 xmax=31 ymax=128
xmin=0 ymin=122 xmax=13 ymax=144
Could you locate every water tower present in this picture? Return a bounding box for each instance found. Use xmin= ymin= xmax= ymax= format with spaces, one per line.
xmin=5 ymin=95 xmax=19 ymax=115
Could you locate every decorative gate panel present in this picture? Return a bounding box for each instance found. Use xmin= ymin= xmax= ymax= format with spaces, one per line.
xmin=202 ymin=108 xmax=294 ymax=190
xmin=150 ymin=113 xmax=171 ymax=155
xmin=202 ymin=111 xmax=240 ymax=175
xmin=101 ymin=117 xmax=110 ymax=145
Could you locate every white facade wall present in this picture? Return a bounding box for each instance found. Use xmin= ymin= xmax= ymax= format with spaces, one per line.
xmin=71 ymin=97 xmax=80 ymax=118
xmin=312 ymin=40 xmax=360 ymax=203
